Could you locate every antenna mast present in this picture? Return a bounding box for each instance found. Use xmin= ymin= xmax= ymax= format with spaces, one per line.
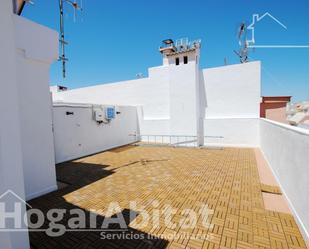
xmin=234 ymin=22 xmax=250 ymax=63
xmin=58 ymin=0 xmax=82 ymax=79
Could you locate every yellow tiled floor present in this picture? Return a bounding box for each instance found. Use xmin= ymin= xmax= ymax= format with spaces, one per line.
xmin=29 ymin=146 xmax=307 ymax=249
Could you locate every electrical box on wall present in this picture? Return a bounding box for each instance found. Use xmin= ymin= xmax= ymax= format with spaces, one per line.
xmin=92 ymin=106 xmax=115 ymax=123
xmin=106 ymin=107 xmax=115 ymax=120
xmin=94 ymin=109 xmax=104 ymax=122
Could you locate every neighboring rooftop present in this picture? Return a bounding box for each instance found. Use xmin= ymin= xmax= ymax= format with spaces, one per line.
xmin=287 ymin=100 xmax=309 ymax=129
xmin=260 ymin=96 xmax=292 ymax=124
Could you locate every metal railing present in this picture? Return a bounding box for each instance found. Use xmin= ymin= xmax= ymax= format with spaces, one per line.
xmin=130 ymin=134 xmax=224 ymax=148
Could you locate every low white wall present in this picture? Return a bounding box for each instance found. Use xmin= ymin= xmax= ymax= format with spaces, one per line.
xmin=53 ymin=104 xmax=139 ymax=163
xmin=204 ymin=118 xmax=260 ymax=147
xmin=260 ymin=118 xmax=309 ymax=241
xmin=52 ymin=61 xmax=261 ymax=146
xmin=14 ymin=15 xmax=58 ymax=200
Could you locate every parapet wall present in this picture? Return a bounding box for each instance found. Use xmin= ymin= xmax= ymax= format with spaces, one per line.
xmin=260 ymin=118 xmax=309 ymax=242
xmin=53 ymin=103 xmax=139 ymax=163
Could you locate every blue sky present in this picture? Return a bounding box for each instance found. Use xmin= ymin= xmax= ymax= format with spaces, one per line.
xmin=23 ymin=0 xmax=309 ymax=101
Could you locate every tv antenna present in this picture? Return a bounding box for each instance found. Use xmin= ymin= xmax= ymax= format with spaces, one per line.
xmin=234 ymin=22 xmax=250 ymax=63
xmin=59 ymin=0 xmax=83 ymax=79
xmin=136 ymin=73 xmax=144 ymax=79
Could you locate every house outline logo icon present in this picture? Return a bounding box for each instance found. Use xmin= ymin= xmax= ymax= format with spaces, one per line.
xmin=247 ymin=12 xmax=287 ymax=45
xmin=0 ymin=189 xmax=32 ymax=209
xmin=246 ymin=12 xmax=309 ymax=48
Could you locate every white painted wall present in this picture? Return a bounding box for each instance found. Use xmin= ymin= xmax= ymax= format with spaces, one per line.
xmin=52 ymin=56 xmax=261 ymax=146
xmin=53 ymin=104 xmax=139 ymax=163
xmin=168 ymin=50 xmax=200 ymax=136
xmin=202 ymin=62 xmax=261 ymax=118
xmin=14 ymin=15 xmax=58 ymax=200
xmin=204 ymin=118 xmax=260 ymax=147
xmin=0 ymin=1 xmax=29 ymax=248
xmin=51 ymin=64 xmax=172 ymax=138
xmin=201 ymin=62 xmax=261 ymax=146
xmin=53 ymin=66 xmax=170 ymax=120
xmin=260 ymin=118 xmax=309 ymax=241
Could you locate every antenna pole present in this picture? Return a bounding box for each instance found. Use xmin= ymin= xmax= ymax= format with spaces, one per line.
xmin=236 ymin=22 xmax=250 ymax=63
xmin=59 ymin=0 xmax=67 ymax=78
xmin=58 ymin=0 xmax=82 ymax=79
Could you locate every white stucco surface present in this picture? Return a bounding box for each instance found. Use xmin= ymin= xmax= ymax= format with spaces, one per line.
xmin=204 ymin=118 xmax=260 ymax=147
xmin=14 ymin=15 xmax=58 ymax=200
xmin=260 ymin=118 xmax=309 ymax=242
xmin=202 ymin=62 xmax=261 ymax=118
xmin=53 ymin=66 xmax=170 ymax=120
xmin=202 ymin=62 xmax=261 ymax=146
xmin=0 ymin=1 xmax=29 ymax=248
xmin=168 ymin=51 xmax=200 ymax=136
xmin=52 ymin=59 xmax=261 ymax=146
xmin=53 ymin=104 xmax=139 ymax=163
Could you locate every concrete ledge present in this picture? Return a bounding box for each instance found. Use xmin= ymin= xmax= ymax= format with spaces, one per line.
xmin=260 ymin=118 xmax=309 ymax=136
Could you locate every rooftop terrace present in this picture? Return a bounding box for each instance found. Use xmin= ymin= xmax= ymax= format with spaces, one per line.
xmin=2 ymin=3 xmax=309 ymax=249
xmin=29 ymin=145 xmax=307 ymax=249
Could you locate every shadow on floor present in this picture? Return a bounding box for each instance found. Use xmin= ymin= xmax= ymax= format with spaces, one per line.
xmin=28 ymin=198 xmax=169 ymax=249
xmin=28 ymin=160 xmax=169 ymax=248
xmin=28 ymin=150 xmax=171 ymax=248
xmin=55 ymin=161 xmax=114 ymax=194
